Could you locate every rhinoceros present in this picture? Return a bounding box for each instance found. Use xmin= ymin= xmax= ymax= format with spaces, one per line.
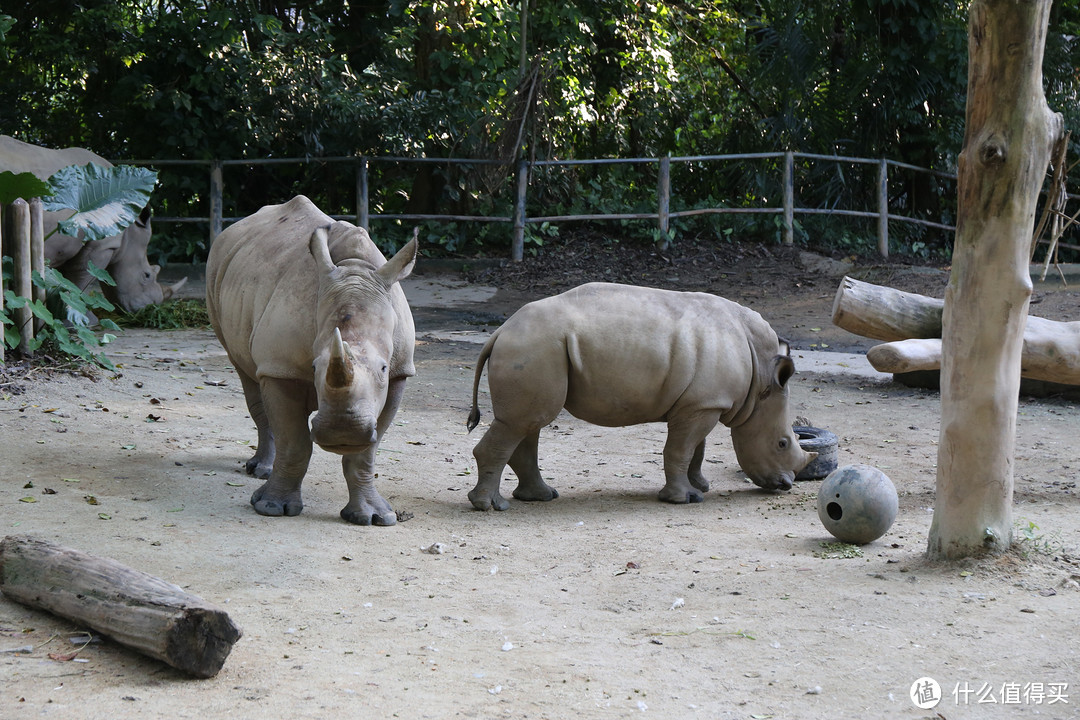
xmin=205 ymin=195 xmax=417 ymax=526
xmin=466 ymin=282 xmax=815 ymax=510
xmin=0 ymin=134 xmax=186 ymax=312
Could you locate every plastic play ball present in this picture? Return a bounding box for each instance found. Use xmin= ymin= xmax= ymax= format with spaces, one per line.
xmin=817 ymin=464 xmax=898 ymax=545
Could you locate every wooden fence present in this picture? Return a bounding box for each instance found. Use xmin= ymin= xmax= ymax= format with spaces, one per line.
xmin=129 ymin=152 xmax=962 ymax=262
xmin=0 ymin=197 xmax=46 ymax=362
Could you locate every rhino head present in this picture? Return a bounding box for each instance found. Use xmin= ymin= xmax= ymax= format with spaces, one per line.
xmin=100 ymin=206 xmax=188 ymax=312
xmin=307 ymin=226 xmax=417 ymax=454
xmin=729 ymin=351 xmax=816 ymax=491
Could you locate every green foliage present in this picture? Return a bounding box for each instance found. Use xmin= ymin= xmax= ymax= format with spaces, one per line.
xmin=1 ymin=262 xmax=119 ymax=370
xmin=113 ymin=298 xmax=210 ymax=330
xmin=44 ymin=163 xmax=158 ymax=242
xmin=0 ymin=171 xmax=52 ymax=204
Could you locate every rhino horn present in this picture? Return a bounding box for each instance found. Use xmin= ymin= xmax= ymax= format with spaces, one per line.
xmin=326 ymin=327 xmax=355 ymax=388
xmin=162 ymin=276 xmax=188 ymax=301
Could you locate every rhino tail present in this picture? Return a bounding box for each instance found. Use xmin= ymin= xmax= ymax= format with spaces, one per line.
xmin=467 ymin=331 xmax=499 ymax=432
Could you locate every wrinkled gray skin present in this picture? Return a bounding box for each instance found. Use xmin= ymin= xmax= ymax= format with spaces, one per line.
xmin=466 ymin=282 xmax=815 ymax=510
xmin=205 ymin=195 xmax=417 ymax=526
xmin=0 ymin=135 xmax=186 ymax=312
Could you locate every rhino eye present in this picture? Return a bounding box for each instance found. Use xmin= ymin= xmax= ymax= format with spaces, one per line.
xmin=381 ymin=364 xmax=388 ymax=375
xmin=779 ymin=437 xmax=790 ymax=450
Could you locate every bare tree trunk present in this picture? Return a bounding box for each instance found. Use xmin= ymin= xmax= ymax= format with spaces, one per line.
xmin=928 ymin=0 xmax=1064 ymax=559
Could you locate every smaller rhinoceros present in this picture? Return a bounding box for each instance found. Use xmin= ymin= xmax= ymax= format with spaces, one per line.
xmin=206 ymin=195 xmax=417 ymax=526
xmin=466 ymin=282 xmax=815 ymax=510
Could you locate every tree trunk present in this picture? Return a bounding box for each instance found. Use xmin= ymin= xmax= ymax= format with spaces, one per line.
xmin=0 ymin=535 xmax=242 ymax=678
xmin=928 ymin=0 xmax=1064 ymax=560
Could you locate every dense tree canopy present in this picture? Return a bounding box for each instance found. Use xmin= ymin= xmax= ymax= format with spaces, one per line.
xmin=1 ymin=1 xmax=1076 ymax=260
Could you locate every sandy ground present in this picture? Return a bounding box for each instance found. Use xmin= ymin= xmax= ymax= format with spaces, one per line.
xmin=1 ymin=271 xmax=1078 ymax=719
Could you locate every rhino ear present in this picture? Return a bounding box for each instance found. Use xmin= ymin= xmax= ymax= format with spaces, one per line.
xmin=771 ymin=354 xmax=796 ymax=389
xmin=376 ymin=229 xmax=419 ymax=288
xmin=309 ymin=226 xmax=336 ymax=274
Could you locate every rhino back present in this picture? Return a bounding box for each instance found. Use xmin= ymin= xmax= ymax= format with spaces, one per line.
xmin=500 ymin=283 xmax=773 ymax=424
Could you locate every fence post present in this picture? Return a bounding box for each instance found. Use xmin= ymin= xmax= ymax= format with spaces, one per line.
xmin=11 ymin=198 xmax=33 ymax=355
xmin=511 ymin=158 xmax=528 ymax=261
xmin=30 ymin=198 xmax=45 ymax=333
xmin=782 ymin=151 xmax=794 ymax=245
xmin=0 ymin=204 xmax=4 ymax=363
xmin=656 ymin=155 xmax=671 ymax=250
xmin=877 ymin=158 xmax=889 ymax=259
xmin=356 ymin=156 xmax=369 ymax=230
xmin=209 ymin=160 xmax=223 ymax=244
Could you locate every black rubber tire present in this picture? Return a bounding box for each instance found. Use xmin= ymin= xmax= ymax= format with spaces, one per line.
xmin=792 ymin=425 xmax=839 ymax=480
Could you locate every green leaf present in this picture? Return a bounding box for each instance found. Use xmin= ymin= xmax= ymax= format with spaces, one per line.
xmin=0 ymin=171 xmax=52 ymax=204
xmin=85 ymin=260 xmax=117 ymax=287
xmin=43 ymin=164 xmax=158 ymax=243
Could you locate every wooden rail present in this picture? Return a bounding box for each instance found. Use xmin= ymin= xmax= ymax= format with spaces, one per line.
xmin=125 ymin=152 xmax=972 ymax=262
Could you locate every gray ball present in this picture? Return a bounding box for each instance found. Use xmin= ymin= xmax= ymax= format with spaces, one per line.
xmin=817 ymin=464 xmax=898 ymax=544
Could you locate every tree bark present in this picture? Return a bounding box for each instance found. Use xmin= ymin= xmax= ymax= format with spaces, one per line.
xmin=928 ymin=0 xmax=1064 ymax=560
xmin=831 ymin=276 xmax=944 ymax=341
xmin=867 ymin=316 xmax=1080 ymax=384
xmin=0 ymin=535 xmax=242 ymax=678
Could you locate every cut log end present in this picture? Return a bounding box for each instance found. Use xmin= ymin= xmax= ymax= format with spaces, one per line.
xmin=0 ymin=535 xmax=242 ymax=678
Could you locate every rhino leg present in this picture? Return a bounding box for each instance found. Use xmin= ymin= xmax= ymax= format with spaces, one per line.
xmin=469 ymin=419 xmax=524 ymax=511
xmin=509 ymin=430 xmax=559 ymax=502
xmin=658 ymin=412 xmax=720 ymax=504
xmin=238 ymin=371 xmax=275 ymax=478
xmin=688 ymin=440 xmax=709 ymax=493
xmin=249 ymin=379 xmax=312 ymax=517
xmin=339 ymin=377 xmax=405 ymax=526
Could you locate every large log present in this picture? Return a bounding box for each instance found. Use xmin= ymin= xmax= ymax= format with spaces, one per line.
xmin=866 ymin=315 xmax=1080 ymax=385
xmin=0 ymin=535 xmax=242 ymax=678
xmin=831 ymin=275 xmax=944 ymax=341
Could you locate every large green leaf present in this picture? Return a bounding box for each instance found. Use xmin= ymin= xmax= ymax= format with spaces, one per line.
xmin=42 ymin=163 xmax=158 ymax=243
xmin=0 ymin=170 xmax=52 ymax=204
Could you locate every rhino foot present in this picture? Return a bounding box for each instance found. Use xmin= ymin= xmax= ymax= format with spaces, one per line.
xmin=689 ymin=475 xmax=710 ymax=493
xmin=340 ymin=505 xmax=397 ymax=526
xmin=468 ymin=488 xmax=510 ymax=511
xmin=658 ymin=485 xmax=705 ymax=504
xmin=245 ymin=456 xmax=273 ymax=479
xmin=512 ymin=485 xmax=559 ymax=502
xmin=250 ymin=484 xmax=303 ymax=516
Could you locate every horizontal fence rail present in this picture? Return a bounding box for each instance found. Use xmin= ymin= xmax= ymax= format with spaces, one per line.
xmin=120 ymin=152 xmax=1071 ymax=261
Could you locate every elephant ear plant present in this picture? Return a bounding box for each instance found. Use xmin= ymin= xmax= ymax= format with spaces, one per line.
xmin=0 ymin=162 xmax=158 ymax=370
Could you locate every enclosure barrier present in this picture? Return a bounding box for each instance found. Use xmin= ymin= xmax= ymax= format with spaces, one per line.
xmin=0 ymin=197 xmax=46 ymax=360
xmin=126 ymin=152 xmax=971 ymax=262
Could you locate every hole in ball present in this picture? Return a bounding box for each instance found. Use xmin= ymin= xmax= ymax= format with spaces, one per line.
xmin=827 ymin=502 xmax=843 ymax=521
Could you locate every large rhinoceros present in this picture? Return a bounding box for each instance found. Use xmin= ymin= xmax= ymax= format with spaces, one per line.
xmin=205 ymin=195 xmax=417 ymax=526
xmin=0 ymin=135 xmax=186 ymax=312
xmin=466 ymin=282 xmax=815 ymax=510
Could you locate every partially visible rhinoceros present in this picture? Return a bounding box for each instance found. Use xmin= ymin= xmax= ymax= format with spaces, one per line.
xmin=0 ymin=134 xmax=186 ymax=312
xmin=466 ymin=282 xmax=815 ymax=510
xmin=206 ymin=195 xmax=417 ymax=526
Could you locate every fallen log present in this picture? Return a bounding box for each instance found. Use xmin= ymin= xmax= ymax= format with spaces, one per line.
xmin=831 ymin=275 xmax=944 ymax=341
xmin=0 ymin=535 xmax=242 ymax=678
xmin=866 ymin=314 xmax=1080 ymax=385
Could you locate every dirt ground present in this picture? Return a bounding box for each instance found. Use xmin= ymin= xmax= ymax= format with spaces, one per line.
xmin=1 ymin=238 xmax=1078 ymax=719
